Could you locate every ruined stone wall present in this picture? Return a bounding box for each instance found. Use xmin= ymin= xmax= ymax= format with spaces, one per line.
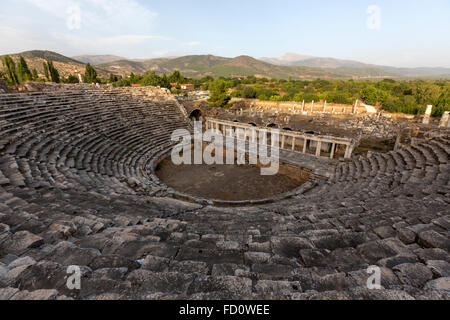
xmin=235 ymin=99 xmax=368 ymax=114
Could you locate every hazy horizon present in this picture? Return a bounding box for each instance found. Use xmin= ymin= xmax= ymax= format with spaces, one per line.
xmin=1 ymin=0 xmax=449 ymax=68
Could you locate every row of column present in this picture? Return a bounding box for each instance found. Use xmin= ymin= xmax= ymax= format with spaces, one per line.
xmin=266 ymin=100 xmax=359 ymax=115
xmin=423 ymin=106 xmax=450 ymax=128
xmin=205 ymin=121 xmax=353 ymax=160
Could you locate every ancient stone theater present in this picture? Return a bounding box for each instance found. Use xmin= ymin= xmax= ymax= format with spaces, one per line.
xmin=0 ymin=84 xmax=449 ymax=300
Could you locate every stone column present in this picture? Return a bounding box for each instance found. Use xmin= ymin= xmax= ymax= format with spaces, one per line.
xmin=353 ymin=100 xmax=358 ymax=114
xmin=439 ymin=111 xmax=449 ymax=128
xmin=281 ymin=134 xmax=286 ymax=149
xmin=262 ymin=130 xmax=267 ymax=145
xmin=330 ymin=143 xmax=336 ymax=159
xmin=423 ymin=105 xmax=433 ymax=124
xmin=344 ymin=145 xmax=353 ymax=159
xmin=315 ymin=141 xmax=322 ymax=157
xmin=292 ymin=137 xmax=296 ymax=151
xmin=311 ymin=101 xmax=314 ymax=113
xmin=303 ymin=139 xmax=308 ymax=154
xmin=302 ymin=100 xmax=305 ymax=113
xmin=323 ymin=101 xmax=327 ymax=113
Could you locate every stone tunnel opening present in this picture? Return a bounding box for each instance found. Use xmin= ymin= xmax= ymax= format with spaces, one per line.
xmin=189 ymin=109 xmax=202 ymax=121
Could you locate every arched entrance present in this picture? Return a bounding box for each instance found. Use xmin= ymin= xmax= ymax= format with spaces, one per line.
xmin=189 ymin=109 xmax=202 ymax=121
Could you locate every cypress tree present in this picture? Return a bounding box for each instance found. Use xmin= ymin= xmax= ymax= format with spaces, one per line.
xmin=84 ymin=63 xmax=97 ymax=84
xmin=1 ymin=55 xmax=18 ymax=85
xmin=43 ymin=62 xmax=50 ymax=80
xmin=15 ymin=56 xmax=32 ymax=83
xmin=46 ymin=60 xmax=60 ymax=83
xmin=109 ymin=73 xmax=118 ymax=83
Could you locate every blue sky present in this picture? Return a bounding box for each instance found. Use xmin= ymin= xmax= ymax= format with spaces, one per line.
xmin=0 ymin=0 xmax=449 ymax=67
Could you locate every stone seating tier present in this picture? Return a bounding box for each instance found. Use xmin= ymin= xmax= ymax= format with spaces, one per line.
xmin=0 ymin=88 xmax=449 ymax=300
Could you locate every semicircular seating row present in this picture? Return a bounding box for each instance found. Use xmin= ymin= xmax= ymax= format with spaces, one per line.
xmin=0 ymin=88 xmax=192 ymax=196
xmin=0 ymin=89 xmax=449 ymax=300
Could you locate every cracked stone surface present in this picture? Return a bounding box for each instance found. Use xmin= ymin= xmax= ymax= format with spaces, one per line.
xmin=0 ymin=88 xmax=449 ymax=300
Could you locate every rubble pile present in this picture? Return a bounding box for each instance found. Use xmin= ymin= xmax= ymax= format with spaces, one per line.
xmin=341 ymin=114 xmax=401 ymax=139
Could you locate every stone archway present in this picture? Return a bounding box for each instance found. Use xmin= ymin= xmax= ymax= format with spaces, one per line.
xmin=189 ymin=109 xmax=202 ymax=121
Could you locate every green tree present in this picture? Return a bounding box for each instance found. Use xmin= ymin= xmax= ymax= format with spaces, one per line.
xmin=64 ymin=75 xmax=80 ymax=84
xmin=15 ymin=56 xmax=33 ymax=83
xmin=413 ymin=82 xmax=441 ymax=106
xmin=208 ymin=79 xmax=230 ymax=108
xmin=49 ymin=61 xmax=60 ymax=83
xmin=84 ymin=63 xmax=97 ymax=84
xmin=109 ymin=73 xmax=118 ymax=83
xmin=43 ymin=62 xmax=50 ymax=80
xmin=31 ymin=68 xmax=38 ymax=80
xmin=242 ymin=86 xmax=257 ymax=99
xmin=43 ymin=60 xmax=60 ymax=83
xmin=168 ymin=70 xmax=185 ymax=84
xmin=160 ymin=73 xmax=170 ymax=88
xmin=360 ymin=87 xmax=388 ymax=105
xmin=1 ymin=55 xmax=18 ymax=85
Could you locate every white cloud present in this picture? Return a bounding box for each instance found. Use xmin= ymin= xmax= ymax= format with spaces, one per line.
xmin=0 ymin=0 xmax=168 ymax=57
xmin=46 ymin=31 xmax=169 ymax=57
xmin=26 ymin=0 xmax=158 ymax=33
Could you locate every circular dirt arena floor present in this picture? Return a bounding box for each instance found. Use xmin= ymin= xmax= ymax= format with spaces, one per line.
xmin=156 ymin=159 xmax=308 ymax=201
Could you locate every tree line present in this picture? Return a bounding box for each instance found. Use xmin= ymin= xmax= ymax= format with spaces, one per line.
xmin=1 ymin=56 xmax=448 ymax=117
xmin=1 ymin=54 xmax=63 ymax=84
xmin=199 ymin=77 xmax=450 ymax=117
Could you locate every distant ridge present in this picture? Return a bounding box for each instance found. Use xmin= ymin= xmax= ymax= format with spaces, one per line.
xmin=1 ymin=50 xmax=450 ymax=80
xmin=72 ymin=55 xmax=127 ymax=65
xmin=98 ymin=54 xmax=351 ymax=79
xmin=260 ymin=53 xmax=450 ymax=78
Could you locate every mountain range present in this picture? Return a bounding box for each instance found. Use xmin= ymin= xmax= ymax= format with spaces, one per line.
xmin=1 ymin=50 xmax=450 ymax=80
xmin=78 ymin=52 xmax=450 ymax=79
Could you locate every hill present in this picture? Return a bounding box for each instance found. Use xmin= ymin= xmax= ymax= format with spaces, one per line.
xmin=2 ymin=50 xmax=450 ymax=81
xmin=0 ymin=50 xmax=109 ymax=78
xmin=99 ymin=55 xmax=348 ymax=79
xmin=100 ymin=54 xmax=450 ymax=79
xmin=72 ymin=55 xmax=127 ymax=65
xmin=261 ymin=53 xmax=450 ymax=78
